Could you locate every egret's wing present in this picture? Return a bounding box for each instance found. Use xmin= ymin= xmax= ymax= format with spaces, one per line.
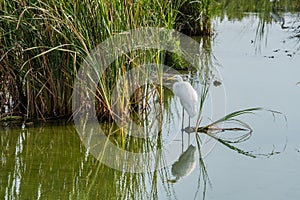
xmin=173 ymin=82 xmax=198 ymax=117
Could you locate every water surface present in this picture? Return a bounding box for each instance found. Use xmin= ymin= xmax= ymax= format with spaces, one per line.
xmin=1 ymin=13 xmax=300 ymax=200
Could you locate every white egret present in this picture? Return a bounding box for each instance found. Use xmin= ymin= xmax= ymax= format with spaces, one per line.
xmin=168 ymin=75 xmax=198 ymax=127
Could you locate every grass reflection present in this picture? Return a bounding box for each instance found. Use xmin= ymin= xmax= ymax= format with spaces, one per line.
xmin=0 ymin=125 xmax=86 ymax=199
xmin=77 ymin=89 xmax=285 ymax=200
xmin=0 ymin=112 xmax=286 ymax=200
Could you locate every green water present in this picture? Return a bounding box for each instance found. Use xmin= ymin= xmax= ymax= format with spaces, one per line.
xmin=0 ymin=125 xmax=133 ymax=199
xmin=1 ymin=126 xmax=81 ymax=199
xmin=0 ymin=124 xmax=185 ymax=199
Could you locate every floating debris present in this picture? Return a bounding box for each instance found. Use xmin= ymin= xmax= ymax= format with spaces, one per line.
xmin=264 ymin=55 xmax=275 ymax=59
xmin=213 ymin=80 xmax=222 ymax=87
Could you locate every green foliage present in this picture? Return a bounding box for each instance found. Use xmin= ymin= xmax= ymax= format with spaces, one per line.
xmin=175 ymin=0 xmax=214 ymax=36
xmin=0 ymin=0 xmax=188 ymax=121
xmin=2 ymin=0 xmax=298 ymax=122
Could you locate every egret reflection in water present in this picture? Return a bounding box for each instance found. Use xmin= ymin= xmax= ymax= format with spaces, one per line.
xmin=168 ymin=145 xmax=197 ymax=183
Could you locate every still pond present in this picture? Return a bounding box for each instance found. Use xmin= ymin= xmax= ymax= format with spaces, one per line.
xmin=1 ymin=9 xmax=300 ymax=200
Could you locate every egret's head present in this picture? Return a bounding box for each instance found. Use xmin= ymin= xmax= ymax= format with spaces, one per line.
xmin=167 ymin=75 xmax=183 ymax=82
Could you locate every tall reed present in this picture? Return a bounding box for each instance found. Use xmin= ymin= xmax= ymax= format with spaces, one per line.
xmin=0 ymin=0 xmax=193 ymax=121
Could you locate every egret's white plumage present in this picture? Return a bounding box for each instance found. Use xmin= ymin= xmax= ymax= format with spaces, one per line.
xmin=171 ymin=75 xmax=198 ymax=118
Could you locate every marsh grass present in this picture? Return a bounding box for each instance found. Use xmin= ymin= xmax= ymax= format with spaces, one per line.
xmin=184 ymin=107 xmax=286 ymax=198
xmin=3 ymin=0 xmax=298 ymax=123
xmin=1 ymin=0 xmax=202 ymax=122
xmin=194 ymin=107 xmax=287 ymax=159
xmin=194 ymin=133 xmax=211 ymax=200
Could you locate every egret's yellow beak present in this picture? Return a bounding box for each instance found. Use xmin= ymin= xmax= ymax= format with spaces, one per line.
xmin=166 ymin=75 xmax=176 ymax=80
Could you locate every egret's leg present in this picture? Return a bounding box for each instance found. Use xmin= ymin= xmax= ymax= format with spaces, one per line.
xmin=182 ymin=107 xmax=184 ymax=152
xmin=181 ymin=129 xmax=184 ymax=152
xmin=182 ymin=107 xmax=184 ymax=129
xmin=188 ymin=117 xmax=191 ymax=144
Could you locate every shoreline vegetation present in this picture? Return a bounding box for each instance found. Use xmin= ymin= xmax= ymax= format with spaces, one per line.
xmin=0 ymin=0 xmax=214 ymax=124
xmin=0 ymin=0 xmax=299 ymax=125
